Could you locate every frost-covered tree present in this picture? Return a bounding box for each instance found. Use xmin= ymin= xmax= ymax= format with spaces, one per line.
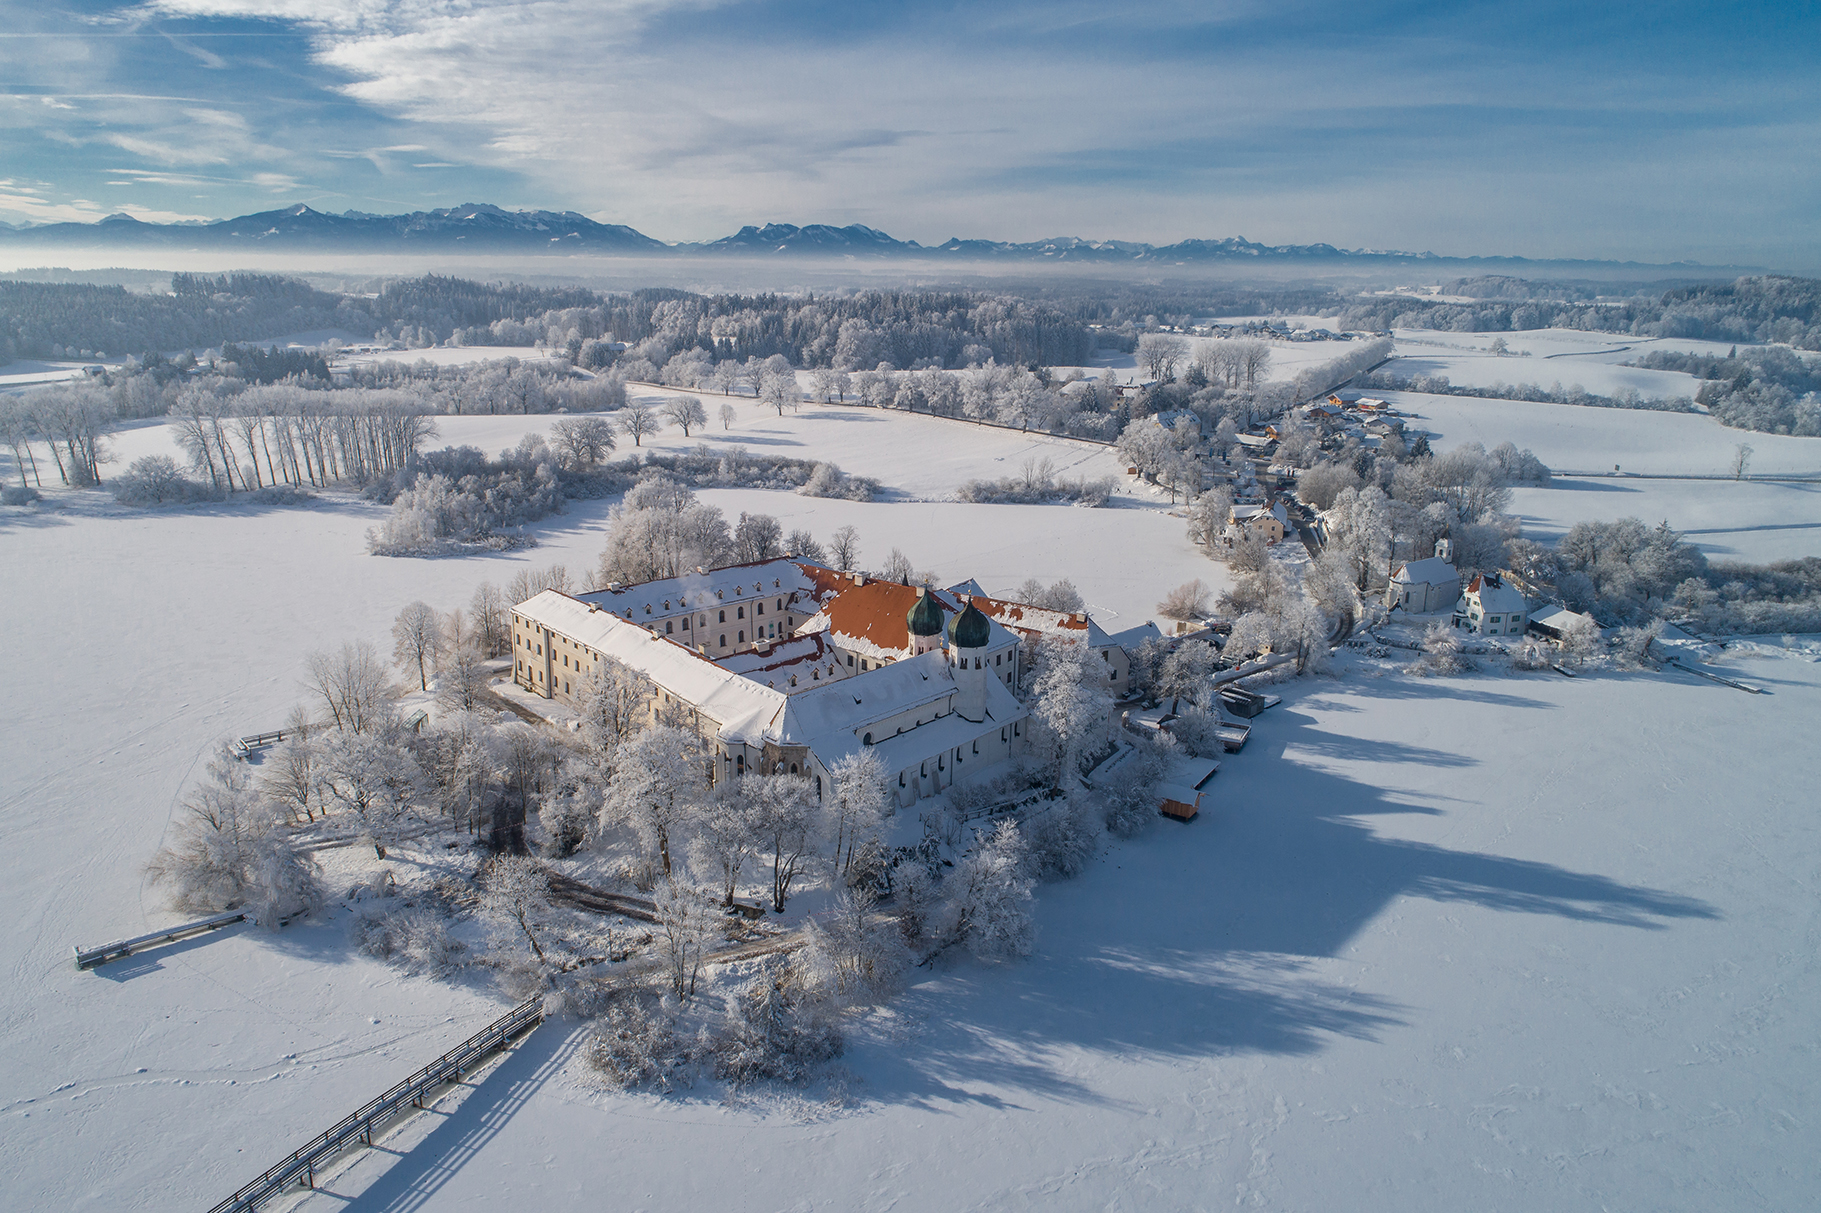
xmin=718 ymin=403 xmax=737 ymax=430
xmin=733 ymin=511 xmax=783 ymax=564
xmin=1029 ymin=635 xmax=1114 ymax=786
xmin=391 ymin=601 xmax=443 ymax=692
xmin=1323 ymin=485 xmax=1394 ymax=592
xmin=803 ymin=886 xmax=908 ymax=1002
xmin=320 ymin=730 xmax=423 ymax=857
xmin=825 ymin=749 xmax=890 ymax=878
xmin=469 ymin=581 xmax=508 ymax=656
xmin=575 ymin=657 xmax=649 ymax=772
xmin=785 ymin=529 xmax=826 ymax=564
xmin=880 ymin=547 xmax=915 ymax=584
xmin=690 ymin=781 xmax=762 ymax=907
xmin=601 ymin=725 xmax=704 ymax=877
xmin=436 ymin=608 xmax=488 ymax=711
xmin=147 ymin=742 xmax=322 ymax=923
xmin=304 ymin=640 xmax=389 ymax=734
xmin=261 ymin=727 xmax=322 ymax=824
xmin=662 ymin=395 xmax=708 ymax=436
xmin=941 ymin=820 xmax=1035 ymax=961
xmin=828 ymin=525 xmax=860 ymax=571
xmin=1157 ymin=579 xmax=1211 ymax=621
xmin=654 ymin=875 xmax=719 ymax=999
xmin=479 ymin=854 xmax=554 ymax=965
xmin=550 ymin=415 xmax=615 ymax=467
xmin=750 ymin=773 xmax=818 ymax=912
xmin=619 ymin=401 xmax=658 ymax=447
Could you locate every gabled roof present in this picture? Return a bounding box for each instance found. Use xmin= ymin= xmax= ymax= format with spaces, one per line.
xmin=1392 ymin=556 xmax=1459 ymax=587
xmin=953 ymin=592 xmax=1111 ymax=646
xmin=715 ymin=632 xmax=845 ymax=691
xmin=798 ymin=576 xmax=1018 ymax=660
xmin=513 ymin=589 xmax=787 ymax=741
xmin=1464 ymin=574 xmax=1527 ymax=614
xmin=576 ymin=557 xmax=819 ymax=621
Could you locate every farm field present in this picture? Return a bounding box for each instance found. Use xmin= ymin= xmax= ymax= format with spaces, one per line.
xmin=1388 ymin=327 xmax=1805 ymax=400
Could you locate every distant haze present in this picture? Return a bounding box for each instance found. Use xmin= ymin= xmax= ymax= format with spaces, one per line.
xmin=1 ymin=3 xmax=1816 ymax=270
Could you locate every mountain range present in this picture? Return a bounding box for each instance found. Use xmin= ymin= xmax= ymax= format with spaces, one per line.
xmin=0 ymin=202 xmax=1718 ymax=269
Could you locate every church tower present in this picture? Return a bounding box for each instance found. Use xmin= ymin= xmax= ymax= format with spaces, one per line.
xmin=947 ymin=600 xmax=992 ymax=722
xmin=906 ymin=586 xmax=945 ymax=657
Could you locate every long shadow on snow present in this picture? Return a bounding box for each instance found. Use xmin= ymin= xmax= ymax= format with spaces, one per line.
xmin=855 ymin=684 xmax=1718 ymax=1108
xmin=329 ymin=1020 xmax=585 ymax=1213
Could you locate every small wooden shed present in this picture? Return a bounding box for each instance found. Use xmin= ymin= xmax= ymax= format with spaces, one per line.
xmin=1157 ymin=756 xmax=1221 ymax=821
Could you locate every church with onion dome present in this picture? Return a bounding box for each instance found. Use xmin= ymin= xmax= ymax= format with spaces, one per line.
xmin=508 ymin=558 xmax=1045 ymax=807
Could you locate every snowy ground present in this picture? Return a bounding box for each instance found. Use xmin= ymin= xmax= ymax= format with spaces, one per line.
xmin=331 ymin=345 xmax=565 ymax=374
xmin=1381 ymin=388 xmax=1821 ymax=562
xmin=5 ymin=388 xmax=1819 ymax=1211
xmin=298 ymin=648 xmax=1821 ymax=1213
xmin=96 ymin=393 xmax=1140 ymax=507
xmin=0 ymin=358 xmax=111 ymax=392
xmin=1388 ymin=328 xmax=1807 ymax=400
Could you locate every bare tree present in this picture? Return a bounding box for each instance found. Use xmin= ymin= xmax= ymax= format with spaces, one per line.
xmin=718 ymin=403 xmax=737 ymax=431
xmin=654 ymin=876 xmax=718 ymax=998
xmin=620 ymin=401 xmax=659 ymax=447
xmin=304 ymin=641 xmax=389 ymax=734
xmin=828 ymin=525 xmax=860 ymax=571
xmin=551 ymin=416 xmax=616 ymax=467
xmin=733 ymin=511 xmax=783 ymax=563
xmin=1157 ymin=579 xmax=1211 ymax=621
xmin=392 ymin=601 xmax=443 ymax=691
xmin=470 ymin=581 xmax=508 ymax=656
xmin=1731 ymin=443 xmax=1754 ymax=480
xmin=662 ymin=396 xmax=709 ymax=437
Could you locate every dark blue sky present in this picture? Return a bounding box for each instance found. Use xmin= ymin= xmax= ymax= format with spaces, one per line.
xmin=1 ymin=0 xmax=1816 ymax=266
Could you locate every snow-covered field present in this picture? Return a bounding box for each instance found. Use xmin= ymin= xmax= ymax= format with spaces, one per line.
xmin=1510 ymin=479 xmax=1821 ymax=563
xmin=5 ymin=391 xmax=1819 ymax=1211
xmin=1389 ymin=327 xmax=1802 ymax=400
xmin=1383 ymin=388 xmax=1821 ymax=562
xmin=101 ymin=393 xmax=1137 ymax=506
xmin=0 ymin=358 xmax=108 ymax=391
xmin=331 ymin=345 xmax=564 ymax=373
xmin=273 ymin=650 xmax=1821 ymax=1213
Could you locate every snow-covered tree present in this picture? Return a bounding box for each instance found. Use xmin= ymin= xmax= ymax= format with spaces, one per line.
xmin=733 ymin=511 xmax=783 ymax=563
xmin=575 ymin=657 xmax=649 ymax=772
xmin=941 ymin=819 xmax=1035 ymax=961
xmin=1029 ymin=635 xmax=1114 ymax=786
xmin=319 ymin=730 xmax=423 ymax=857
xmin=750 ymin=773 xmax=818 ymax=912
xmin=718 ymin=402 xmax=737 ymax=430
xmin=785 ymin=529 xmax=826 ymax=564
xmin=690 ymin=780 xmax=762 ymax=907
xmin=261 ymin=728 xmax=322 ymax=823
xmin=391 ymin=597 xmax=444 ymax=688
xmin=802 ymin=886 xmax=908 ymax=1002
xmin=1158 ymin=579 xmax=1211 ymax=622
xmin=662 ymin=395 xmax=708 ymax=436
xmin=550 ymin=415 xmax=615 ymax=467
xmin=436 ymin=608 xmax=488 ymax=712
xmin=479 ymin=854 xmax=554 ymax=965
xmin=601 ymin=725 xmax=704 ymax=878
xmin=469 ymin=581 xmax=508 ymax=656
xmin=619 ymin=401 xmax=658 ymax=447
xmin=828 ymin=525 xmax=860 ymax=571
xmin=654 ymin=875 xmax=719 ymax=999
xmin=825 ymin=749 xmax=890 ymax=878
xmin=304 ymin=640 xmax=390 ymax=734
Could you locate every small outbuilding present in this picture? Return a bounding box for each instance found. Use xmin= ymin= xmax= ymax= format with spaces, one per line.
xmin=1157 ymin=755 xmax=1221 ymax=821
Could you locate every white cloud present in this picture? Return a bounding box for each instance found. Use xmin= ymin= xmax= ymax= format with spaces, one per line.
xmin=0 ymin=186 xmax=212 ymax=225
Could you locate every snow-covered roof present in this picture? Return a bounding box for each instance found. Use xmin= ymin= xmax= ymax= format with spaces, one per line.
xmin=576 ymin=557 xmax=819 ymax=621
xmin=1464 ymin=575 xmax=1527 ymax=614
xmin=715 ymin=632 xmax=845 ymax=691
xmin=772 ymin=649 xmax=1025 ymax=769
xmin=1106 ymin=621 xmax=1163 ymax=651
xmin=1392 ymin=556 xmax=1459 ymax=588
xmin=795 ymin=573 xmax=1018 ymax=662
xmin=513 ymin=589 xmax=788 ymax=742
xmin=1528 ymin=605 xmax=1597 ymax=635
xmin=954 ymin=592 xmax=1112 ymax=647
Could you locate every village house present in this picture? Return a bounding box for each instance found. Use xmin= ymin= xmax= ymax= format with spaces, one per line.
xmin=1229 ymin=501 xmax=1288 ymax=544
xmin=1454 ymin=572 xmax=1530 ymax=636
